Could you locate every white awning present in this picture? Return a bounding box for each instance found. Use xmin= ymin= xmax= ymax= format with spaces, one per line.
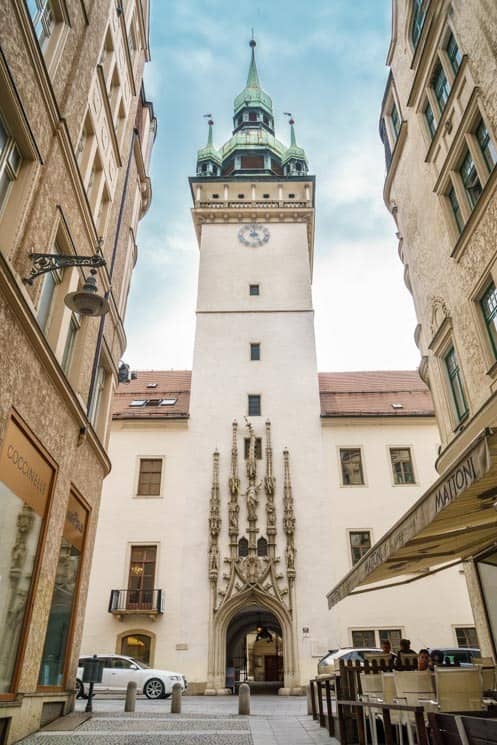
xmin=327 ymin=429 xmax=497 ymax=609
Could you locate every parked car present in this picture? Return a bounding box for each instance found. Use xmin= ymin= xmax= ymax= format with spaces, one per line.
xmin=428 ymin=647 xmax=481 ymax=667
xmin=317 ymin=648 xmax=383 ymax=675
xmin=77 ymin=654 xmax=187 ymax=699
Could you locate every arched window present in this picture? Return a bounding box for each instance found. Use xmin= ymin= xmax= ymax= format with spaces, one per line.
xmin=238 ymin=537 xmax=248 ymax=557
xmin=411 ymin=0 xmax=426 ymax=47
xmin=257 ymin=536 xmax=268 ymax=557
xmin=120 ymin=633 xmax=151 ymax=665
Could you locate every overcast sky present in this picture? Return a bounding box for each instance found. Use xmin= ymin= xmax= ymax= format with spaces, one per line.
xmin=123 ymin=0 xmax=420 ymax=373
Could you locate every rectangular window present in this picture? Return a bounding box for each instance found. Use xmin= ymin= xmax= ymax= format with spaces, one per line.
xmin=424 ymin=101 xmax=436 ymax=137
xmin=433 ymin=64 xmax=451 ymax=113
xmin=349 ymin=531 xmax=371 ymax=565
xmin=26 ymin=0 xmax=56 ymax=50
xmin=352 ymin=629 xmax=376 ymax=648
xmin=480 ymin=282 xmax=497 ymax=359
xmin=61 ymin=314 xmax=79 ymax=375
xmin=446 ymin=32 xmax=462 ymax=75
xmin=248 ymin=394 xmax=261 ymax=416
xmin=445 ymin=346 xmax=468 ymax=421
xmin=340 ymin=448 xmax=364 ymax=485
xmin=249 ymin=284 xmax=260 ymax=296
xmin=88 ymin=365 xmax=106 ymax=426
xmin=476 ymin=118 xmax=497 ymax=173
xmin=448 ymin=187 xmax=464 ymax=234
xmin=244 ymin=437 xmax=262 ymax=460
xmin=38 ymin=493 xmax=88 ymax=687
xmin=460 ymin=149 xmax=482 ymax=207
xmin=250 ymin=343 xmax=261 ymax=361
xmin=390 ymin=102 xmax=401 ymax=140
xmin=379 ymin=629 xmax=402 ymax=652
xmin=390 ymin=448 xmax=415 ymax=484
xmin=0 ymin=115 xmax=23 ymax=214
xmin=137 ymin=458 xmax=162 ymax=496
xmin=455 ymin=626 xmax=478 ymax=648
xmin=127 ymin=546 xmax=156 ymax=609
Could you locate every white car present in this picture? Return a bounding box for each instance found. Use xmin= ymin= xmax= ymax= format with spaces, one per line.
xmin=77 ymin=654 xmax=187 ymax=699
xmin=317 ymin=647 xmax=383 ymax=675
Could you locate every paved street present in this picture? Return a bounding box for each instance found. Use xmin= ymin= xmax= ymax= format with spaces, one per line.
xmin=18 ymin=695 xmax=334 ymax=745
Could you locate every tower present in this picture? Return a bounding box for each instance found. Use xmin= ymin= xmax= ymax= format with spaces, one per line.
xmin=188 ymin=39 xmax=328 ymax=692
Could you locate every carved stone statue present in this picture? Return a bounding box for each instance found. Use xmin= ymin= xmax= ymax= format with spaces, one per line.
xmin=209 ymin=545 xmax=219 ymax=573
xmin=229 ymin=500 xmax=239 ymax=530
xmin=286 ymin=543 xmax=295 ymax=570
xmin=244 ymin=481 xmax=261 ymax=521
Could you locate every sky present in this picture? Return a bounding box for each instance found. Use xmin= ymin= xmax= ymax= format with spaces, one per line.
xmin=124 ymin=0 xmax=420 ymax=373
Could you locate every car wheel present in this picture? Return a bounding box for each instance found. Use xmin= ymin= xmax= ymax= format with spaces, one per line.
xmin=76 ymin=679 xmax=85 ymax=699
xmin=144 ymin=678 xmax=165 ymax=699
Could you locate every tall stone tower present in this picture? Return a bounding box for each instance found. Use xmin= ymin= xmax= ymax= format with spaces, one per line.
xmin=188 ymin=39 xmax=329 ymax=692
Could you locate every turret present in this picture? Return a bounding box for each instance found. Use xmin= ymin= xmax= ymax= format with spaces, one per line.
xmin=196 ymin=118 xmax=222 ymax=177
xmin=282 ymin=117 xmax=308 ymax=176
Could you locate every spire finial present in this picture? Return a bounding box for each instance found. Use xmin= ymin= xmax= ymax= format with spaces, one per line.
xmin=284 ymin=112 xmax=297 ymax=146
xmin=246 ymin=33 xmax=260 ymax=88
xmin=203 ymin=113 xmax=214 ymax=146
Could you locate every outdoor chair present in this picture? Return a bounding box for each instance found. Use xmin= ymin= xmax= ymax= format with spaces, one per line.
xmin=435 ymin=667 xmax=483 ymax=713
xmin=382 ymin=672 xmax=405 ymax=745
xmin=360 ymin=672 xmax=383 ymax=745
xmin=394 ymin=670 xmax=436 ymax=745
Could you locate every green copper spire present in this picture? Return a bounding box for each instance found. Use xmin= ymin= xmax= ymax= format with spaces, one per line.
xmin=246 ymin=38 xmax=261 ymax=88
xmin=196 ymin=117 xmax=221 ymax=175
xmin=233 ymin=38 xmax=273 ymax=117
xmin=282 ymin=115 xmax=308 ymax=172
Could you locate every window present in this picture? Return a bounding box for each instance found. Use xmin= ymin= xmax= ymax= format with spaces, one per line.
xmin=480 ymin=282 xmax=497 ymax=359
xmin=137 ymin=458 xmax=162 ymax=496
xmin=250 ymin=343 xmax=261 ymax=361
xmin=390 ymin=448 xmax=415 ymax=484
xmin=445 ymin=346 xmax=468 ymax=421
xmin=459 ymin=149 xmax=482 ymax=208
xmin=127 ymin=546 xmax=156 ymax=609
xmin=476 ymin=118 xmax=497 ymax=173
xmin=379 ymin=629 xmax=402 ymax=652
xmin=349 ymin=531 xmax=371 ymax=565
xmin=0 ymin=115 xmax=23 ymax=215
xmin=36 ymin=269 xmax=58 ymax=332
xmin=88 ymin=365 xmax=106 ymax=426
xmin=455 ymin=627 xmax=478 ymax=648
xmin=26 ymin=0 xmax=55 ymax=50
xmin=160 ymin=398 xmax=177 ymax=406
xmin=448 ymin=187 xmax=464 ymax=234
xmin=424 ymin=101 xmax=436 ymax=138
xmin=249 ymin=284 xmax=260 ymax=296
xmin=411 ymin=0 xmax=426 ymax=47
xmin=244 ymin=437 xmax=262 ymax=460
xmin=248 ymin=394 xmax=261 ymax=416
xmin=121 ymin=634 xmax=151 ymax=665
xmin=257 ymin=537 xmax=268 ymax=557
xmin=390 ymin=102 xmax=401 ymax=141
xmin=433 ymin=64 xmax=450 ymax=113
xmin=446 ymin=32 xmax=462 ymax=75
xmin=238 ymin=537 xmax=248 ymax=557
xmin=129 ymin=399 xmax=147 ymax=407
xmin=340 ymin=448 xmax=364 ymax=486
xmin=61 ymin=313 xmax=79 ymax=375
xmin=352 ymin=629 xmax=376 ymax=648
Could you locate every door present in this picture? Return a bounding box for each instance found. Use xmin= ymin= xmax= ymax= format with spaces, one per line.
xmin=264 ymin=655 xmax=280 ymax=681
xmin=127 ymin=546 xmax=156 ymax=609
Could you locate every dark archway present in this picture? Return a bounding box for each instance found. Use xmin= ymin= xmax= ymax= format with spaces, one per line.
xmin=226 ymin=607 xmax=283 ymax=693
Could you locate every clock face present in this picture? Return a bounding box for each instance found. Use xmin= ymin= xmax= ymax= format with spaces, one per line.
xmin=238 ymin=223 xmax=270 ymax=247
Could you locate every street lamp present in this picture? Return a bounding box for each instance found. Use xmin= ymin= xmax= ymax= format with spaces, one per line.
xmin=23 ymin=252 xmax=109 ymax=317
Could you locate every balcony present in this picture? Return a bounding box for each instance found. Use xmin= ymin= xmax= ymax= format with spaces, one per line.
xmin=108 ymin=589 xmax=164 ymax=621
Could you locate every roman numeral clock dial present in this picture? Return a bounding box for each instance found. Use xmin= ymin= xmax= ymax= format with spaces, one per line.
xmin=238 ymin=223 xmax=271 ymax=247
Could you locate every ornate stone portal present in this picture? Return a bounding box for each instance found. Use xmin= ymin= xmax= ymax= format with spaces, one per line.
xmin=206 ymin=419 xmax=300 ymax=694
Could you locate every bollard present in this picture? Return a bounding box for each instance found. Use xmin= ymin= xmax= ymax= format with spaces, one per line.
xmin=238 ymin=682 xmax=250 ymax=715
xmin=306 ymin=683 xmax=312 ymax=715
xmin=171 ymin=682 xmax=182 ymax=714
xmin=125 ymin=681 xmax=137 ymax=712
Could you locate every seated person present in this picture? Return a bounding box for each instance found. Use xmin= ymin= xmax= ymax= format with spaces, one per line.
xmin=396 ymin=638 xmax=418 ymax=667
xmin=381 ymin=639 xmax=397 ymax=664
xmin=430 ymin=649 xmax=444 ymax=667
xmin=418 ymin=649 xmax=432 ymax=671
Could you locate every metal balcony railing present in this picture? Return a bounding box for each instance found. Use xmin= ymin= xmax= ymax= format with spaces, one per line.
xmin=108 ymin=589 xmax=164 ymax=615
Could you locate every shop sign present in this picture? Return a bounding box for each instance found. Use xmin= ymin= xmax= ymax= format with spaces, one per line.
xmin=64 ymin=493 xmax=88 ymax=552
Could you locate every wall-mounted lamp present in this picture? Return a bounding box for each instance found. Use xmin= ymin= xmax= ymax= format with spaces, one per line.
xmin=23 ymin=252 xmax=109 ymax=317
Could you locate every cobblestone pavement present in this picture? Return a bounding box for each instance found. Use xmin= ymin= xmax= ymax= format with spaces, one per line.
xmin=18 ymin=695 xmax=336 ymax=745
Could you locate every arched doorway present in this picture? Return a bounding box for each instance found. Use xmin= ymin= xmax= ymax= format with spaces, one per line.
xmin=226 ymin=608 xmax=283 ymax=693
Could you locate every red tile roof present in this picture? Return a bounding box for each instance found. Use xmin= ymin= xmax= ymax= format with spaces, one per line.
xmin=112 ymin=370 xmax=191 ymax=419
xmin=112 ymin=370 xmax=433 ymax=420
xmin=318 ymin=371 xmax=434 ymax=417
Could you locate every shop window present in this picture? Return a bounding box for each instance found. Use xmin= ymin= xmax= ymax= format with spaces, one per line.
xmin=351 ymin=629 xmax=376 ymax=647
xmin=340 ymin=448 xmax=365 ymax=486
xmin=121 ymin=634 xmax=151 ymax=665
xmin=137 ymin=458 xmax=162 ymax=497
xmin=349 ymin=531 xmax=371 ymax=565
xmin=455 ymin=627 xmax=478 ymax=648
xmin=128 ymin=546 xmax=157 ymax=609
xmin=390 ymin=448 xmax=415 ymax=484
xmin=38 ymin=493 xmax=88 ymax=687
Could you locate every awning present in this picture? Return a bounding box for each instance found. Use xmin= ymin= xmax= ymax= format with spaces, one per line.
xmin=327 ymin=429 xmax=497 ymax=608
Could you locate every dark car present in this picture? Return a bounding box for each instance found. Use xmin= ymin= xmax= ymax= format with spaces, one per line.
xmin=317 ymin=647 xmax=383 ymax=675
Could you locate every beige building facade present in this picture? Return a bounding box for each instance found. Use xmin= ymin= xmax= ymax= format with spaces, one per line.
xmin=82 ymin=41 xmax=475 ymax=695
xmin=328 ymin=0 xmax=497 ymax=661
xmin=0 ymin=1 xmax=154 ymax=742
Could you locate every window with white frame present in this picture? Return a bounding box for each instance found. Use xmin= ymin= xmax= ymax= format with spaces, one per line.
xmin=349 ymin=531 xmax=371 ymax=565
xmin=26 ymin=0 xmax=56 ymax=50
xmin=480 ymin=281 xmax=497 ymax=360
xmin=0 ymin=115 xmax=23 ymax=215
xmin=61 ymin=313 xmax=79 ymax=375
xmin=137 ymin=458 xmax=163 ymax=497
xmin=351 ymin=629 xmax=375 ymax=647
xmin=390 ymin=448 xmax=415 ymax=484
xmin=455 ymin=626 xmax=478 ymax=648
xmin=445 ymin=346 xmax=468 ymax=422
xmin=411 ymin=0 xmax=426 ymax=48
xmin=378 ymin=629 xmax=402 ymax=652
xmin=340 ymin=449 xmax=365 ymax=486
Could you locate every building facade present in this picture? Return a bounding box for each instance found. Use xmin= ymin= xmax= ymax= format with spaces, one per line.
xmin=82 ymin=42 xmax=475 ymax=694
xmin=328 ymin=0 xmax=497 ymax=660
xmin=0 ymin=1 xmax=154 ymax=741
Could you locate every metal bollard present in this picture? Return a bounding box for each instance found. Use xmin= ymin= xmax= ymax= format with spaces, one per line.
xmin=306 ymin=683 xmax=312 ymax=715
xmin=125 ymin=681 xmax=137 ymax=712
xmin=171 ymin=682 xmax=182 ymax=713
xmin=238 ymin=682 xmax=250 ymax=715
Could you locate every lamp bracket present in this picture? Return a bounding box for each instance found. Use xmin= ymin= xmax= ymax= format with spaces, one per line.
xmin=23 ymin=253 xmax=106 ymax=285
